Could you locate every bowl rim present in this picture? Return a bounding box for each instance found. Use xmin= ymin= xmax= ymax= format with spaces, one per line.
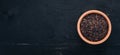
xmin=77 ymin=10 xmax=112 ymax=45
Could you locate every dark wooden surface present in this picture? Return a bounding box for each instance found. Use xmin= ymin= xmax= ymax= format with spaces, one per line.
xmin=0 ymin=0 xmax=120 ymax=55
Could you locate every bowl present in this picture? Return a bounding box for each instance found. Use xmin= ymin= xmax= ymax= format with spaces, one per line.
xmin=77 ymin=10 xmax=112 ymax=45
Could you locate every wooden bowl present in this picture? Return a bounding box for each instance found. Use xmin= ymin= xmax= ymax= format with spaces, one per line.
xmin=77 ymin=10 xmax=112 ymax=45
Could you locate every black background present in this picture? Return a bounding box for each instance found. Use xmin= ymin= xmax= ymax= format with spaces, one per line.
xmin=0 ymin=0 xmax=120 ymax=55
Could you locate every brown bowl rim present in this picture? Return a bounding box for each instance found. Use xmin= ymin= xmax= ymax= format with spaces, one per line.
xmin=77 ymin=10 xmax=112 ymax=45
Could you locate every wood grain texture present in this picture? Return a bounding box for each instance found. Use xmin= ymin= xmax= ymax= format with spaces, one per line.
xmin=0 ymin=0 xmax=119 ymax=55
